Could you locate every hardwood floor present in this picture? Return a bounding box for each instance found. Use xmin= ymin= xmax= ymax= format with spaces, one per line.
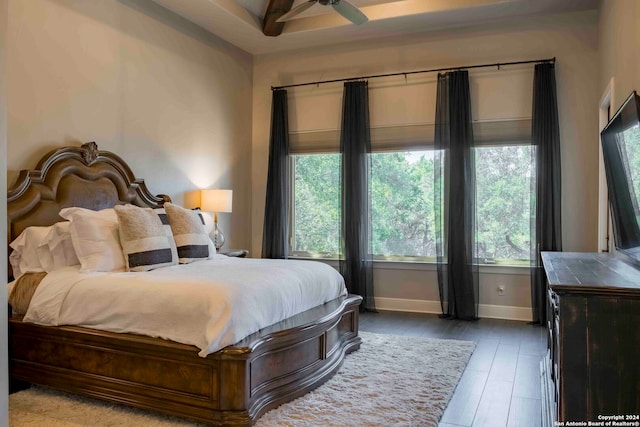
xmin=359 ymin=311 xmax=546 ymax=427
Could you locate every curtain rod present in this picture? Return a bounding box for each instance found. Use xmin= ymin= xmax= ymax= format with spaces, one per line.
xmin=271 ymin=57 xmax=555 ymax=91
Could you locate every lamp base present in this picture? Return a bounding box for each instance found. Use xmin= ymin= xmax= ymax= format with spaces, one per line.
xmin=213 ymin=221 xmax=225 ymax=251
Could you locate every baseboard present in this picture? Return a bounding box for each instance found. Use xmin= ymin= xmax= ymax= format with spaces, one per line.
xmin=374 ymin=297 xmax=442 ymax=314
xmin=478 ymin=303 xmax=532 ymax=321
xmin=374 ymin=297 xmax=532 ymax=322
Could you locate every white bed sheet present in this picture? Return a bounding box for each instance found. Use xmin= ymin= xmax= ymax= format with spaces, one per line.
xmin=23 ymin=255 xmax=347 ymax=357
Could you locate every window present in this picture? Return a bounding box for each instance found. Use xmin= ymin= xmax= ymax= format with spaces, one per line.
xmin=291 ymin=154 xmax=341 ymax=257
xmin=371 ymin=151 xmax=436 ymax=260
xmin=290 ymin=145 xmax=534 ymax=265
xmin=475 ymin=145 xmax=533 ymax=265
xmin=291 ymin=150 xmax=437 ymax=261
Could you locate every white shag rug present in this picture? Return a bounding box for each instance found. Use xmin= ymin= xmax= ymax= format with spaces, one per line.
xmin=9 ymin=331 xmax=475 ymax=427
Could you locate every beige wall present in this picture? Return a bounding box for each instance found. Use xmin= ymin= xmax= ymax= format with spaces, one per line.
xmin=252 ymin=11 xmax=599 ymax=317
xmin=599 ymin=0 xmax=640 ymax=111
xmin=6 ymin=0 xmax=253 ymax=250
xmin=597 ymin=1 xmax=640 ymax=255
xmin=1 ymin=0 xmax=8 ymax=420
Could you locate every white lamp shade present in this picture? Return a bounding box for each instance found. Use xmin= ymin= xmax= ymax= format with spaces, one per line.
xmin=201 ymin=189 xmax=233 ymax=213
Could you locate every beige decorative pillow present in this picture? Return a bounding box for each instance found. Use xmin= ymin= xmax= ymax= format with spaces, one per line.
xmin=115 ymin=205 xmax=178 ymax=272
xmin=153 ymin=207 xmax=179 ymax=263
xmin=164 ymin=203 xmax=210 ymax=263
xmin=9 ymin=272 xmax=47 ymax=315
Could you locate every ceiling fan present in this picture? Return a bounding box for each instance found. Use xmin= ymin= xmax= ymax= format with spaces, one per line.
xmin=276 ymin=0 xmax=369 ymax=25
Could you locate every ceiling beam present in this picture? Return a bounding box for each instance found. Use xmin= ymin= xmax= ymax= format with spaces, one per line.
xmin=262 ymin=0 xmax=294 ymax=36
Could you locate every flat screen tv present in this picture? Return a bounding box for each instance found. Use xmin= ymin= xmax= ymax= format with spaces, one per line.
xmin=600 ymin=90 xmax=640 ymax=264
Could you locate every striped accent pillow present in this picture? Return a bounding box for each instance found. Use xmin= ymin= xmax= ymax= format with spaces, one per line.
xmin=193 ymin=209 xmax=217 ymax=258
xmin=115 ymin=205 xmax=178 ymax=272
xmin=153 ymin=207 xmax=179 ymax=264
xmin=164 ymin=203 xmax=211 ymax=263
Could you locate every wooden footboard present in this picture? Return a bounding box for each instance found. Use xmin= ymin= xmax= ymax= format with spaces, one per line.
xmin=9 ymin=294 xmax=362 ymax=426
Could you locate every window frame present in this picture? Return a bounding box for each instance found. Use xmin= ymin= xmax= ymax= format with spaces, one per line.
xmin=287 ymin=119 xmax=534 ymax=267
xmin=288 ymin=153 xmax=342 ymax=259
xmin=473 ymin=142 xmax=535 ymax=266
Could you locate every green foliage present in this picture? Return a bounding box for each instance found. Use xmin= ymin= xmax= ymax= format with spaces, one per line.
xmin=371 ymin=152 xmax=436 ymax=257
xmin=475 ymin=146 xmax=532 ymax=261
xmin=293 ymin=145 xmax=534 ymax=263
xmin=621 ymin=125 xmax=640 ymax=218
xmin=293 ymin=154 xmax=341 ymax=255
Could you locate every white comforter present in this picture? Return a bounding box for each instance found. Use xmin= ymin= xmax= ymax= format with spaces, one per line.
xmin=23 ymin=255 xmax=347 ymax=357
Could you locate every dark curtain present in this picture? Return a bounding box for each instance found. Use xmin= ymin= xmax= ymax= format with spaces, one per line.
xmin=530 ymin=63 xmax=562 ymax=325
xmin=262 ymin=89 xmax=290 ymax=259
xmin=340 ymin=81 xmax=375 ymax=312
xmin=434 ymin=70 xmax=479 ymax=321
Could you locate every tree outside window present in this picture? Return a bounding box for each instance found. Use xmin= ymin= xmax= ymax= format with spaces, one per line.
xmin=291 ymin=145 xmax=534 ymax=265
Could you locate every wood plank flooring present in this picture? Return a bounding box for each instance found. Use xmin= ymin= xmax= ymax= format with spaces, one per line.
xmin=359 ymin=311 xmax=546 ymax=427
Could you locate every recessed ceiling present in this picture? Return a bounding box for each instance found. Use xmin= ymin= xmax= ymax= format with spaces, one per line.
xmin=150 ymin=0 xmax=598 ymax=55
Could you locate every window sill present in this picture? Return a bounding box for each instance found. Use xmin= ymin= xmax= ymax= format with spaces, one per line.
xmin=289 ymin=256 xmax=530 ymax=275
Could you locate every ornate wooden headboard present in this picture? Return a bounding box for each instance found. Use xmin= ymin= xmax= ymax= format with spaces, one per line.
xmin=7 ymin=142 xmax=170 ymax=277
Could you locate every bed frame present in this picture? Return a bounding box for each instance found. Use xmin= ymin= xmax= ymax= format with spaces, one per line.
xmin=7 ymin=142 xmax=362 ymax=426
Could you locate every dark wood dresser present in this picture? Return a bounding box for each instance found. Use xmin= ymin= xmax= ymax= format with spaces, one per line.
xmin=540 ymin=251 xmax=640 ymax=427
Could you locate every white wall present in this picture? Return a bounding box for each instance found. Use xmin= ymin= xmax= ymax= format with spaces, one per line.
xmin=599 ymin=0 xmax=640 ymax=111
xmin=596 ymin=0 xmax=640 ymax=258
xmin=1 ymin=0 xmax=8 ymax=421
xmin=252 ymin=11 xmax=599 ymax=316
xmin=6 ymin=0 xmax=253 ymax=250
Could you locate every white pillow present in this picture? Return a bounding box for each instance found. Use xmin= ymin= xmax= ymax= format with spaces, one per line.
xmin=9 ymin=251 xmax=24 ymax=279
xmin=59 ymin=207 xmax=126 ymax=273
xmin=37 ymin=222 xmax=80 ymax=272
xmin=9 ymin=226 xmax=51 ymax=278
xmin=35 ymin=245 xmax=55 ymax=273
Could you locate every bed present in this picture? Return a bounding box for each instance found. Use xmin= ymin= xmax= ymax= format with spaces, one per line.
xmin=7 ymin=142 xmax=362 ymax=426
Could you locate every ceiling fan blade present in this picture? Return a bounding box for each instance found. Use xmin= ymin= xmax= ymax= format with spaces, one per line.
xmin=276 ymin=0 xmax=318 ymax=23
xmin=332 ymin=0 xmax=368 ymax=25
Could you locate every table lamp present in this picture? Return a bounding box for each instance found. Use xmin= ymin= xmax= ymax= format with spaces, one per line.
xmin=200 ymin=189 xmax=233 ymax=250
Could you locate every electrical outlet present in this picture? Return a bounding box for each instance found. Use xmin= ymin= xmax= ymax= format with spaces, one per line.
xmin=497 ymin=285 xmax=505 ymax=296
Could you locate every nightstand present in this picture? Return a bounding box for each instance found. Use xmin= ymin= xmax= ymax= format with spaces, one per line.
xmin=220 ymin=249 xmax=249 ymax=258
